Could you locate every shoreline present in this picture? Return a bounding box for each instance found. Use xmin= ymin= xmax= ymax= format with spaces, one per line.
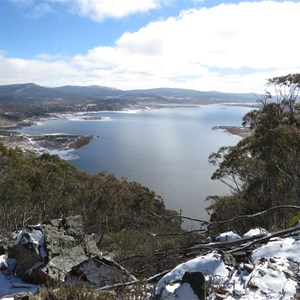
xmin=0 ymin=129 xmax=97 ymax=155
xmin=0 ymin=114 xmax=98 ymax=155
xmin=0 ymin=106 xmax=252 ymax=156
xmin=0 ymin=106 xmax=154 ymax=154
xmin=212 ymin=125 xmax=252 ymax=138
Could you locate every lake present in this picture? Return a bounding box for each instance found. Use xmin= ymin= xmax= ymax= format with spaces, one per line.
xmin=20 ymin=104 xmax=253 ymax=228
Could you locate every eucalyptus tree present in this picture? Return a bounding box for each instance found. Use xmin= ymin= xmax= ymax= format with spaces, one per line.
xmin=208 ymin=74 xmax=300 ymax=232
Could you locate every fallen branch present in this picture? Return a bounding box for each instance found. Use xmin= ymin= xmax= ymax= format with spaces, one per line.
xmin=98 ymin=269 xmax=171 ymax=291
xmin=150 ymin=212 xmax=209 ymax=224
xmin=229 ymin=223 xmax=300 ymax=254
xmin=209 ymin=205 xmax=300 ymax=226
xmin=148 ymin=205 xmax=300 ymax=236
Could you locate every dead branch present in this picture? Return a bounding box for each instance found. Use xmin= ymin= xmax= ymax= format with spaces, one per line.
xmin=212 ymin=205 xmax=300 ymax=226
xmin=148 ymin=205 xmax=300 ymax=236
xmin=98 ymin=269 xmax=171 ymax=291
xmin=150 ymin=212 xmax=209 ymax=224
xmin=228 ymin=223 xmax=300 ymax=254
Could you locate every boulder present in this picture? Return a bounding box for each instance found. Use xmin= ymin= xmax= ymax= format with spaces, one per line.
xmin=181 ymin=271 xmax=206 ymax=299
xmin=66 ymin=256 xmax=135 ymax=286
xmin=7 ymin=215 xmax=134 ymax=287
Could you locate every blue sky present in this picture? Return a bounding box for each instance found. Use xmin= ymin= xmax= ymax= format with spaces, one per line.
xmin=0 ymin=0 xmax=299 ymax=92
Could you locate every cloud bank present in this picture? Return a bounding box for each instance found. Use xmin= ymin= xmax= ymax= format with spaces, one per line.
xmin=2 ymin=1 xmax=300 ymax=92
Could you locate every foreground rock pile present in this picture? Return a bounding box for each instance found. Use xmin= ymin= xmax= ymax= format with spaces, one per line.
xmin=0 ymin=216 xmax=135 ymax=298
xmin=2 ymin=217 xmax=300 ymax=299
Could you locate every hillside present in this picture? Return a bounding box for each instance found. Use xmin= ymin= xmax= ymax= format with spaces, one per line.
xmin=0 ymin=83 xmax=257 ymax=105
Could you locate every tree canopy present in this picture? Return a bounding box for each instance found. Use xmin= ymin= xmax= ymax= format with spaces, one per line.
xmin=208 ymin=73 xmax=300 ymax=233
xmin=0 ymin=144 xmax=178 ymax=234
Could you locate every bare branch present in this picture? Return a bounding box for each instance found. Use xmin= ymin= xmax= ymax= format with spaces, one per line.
xmin=229 ymin=223 xmax=300 ymax=254
xmin=98 ymin=269 xmax=171 ymax=291
xmin=212 ymin=205 xmax=300 ymax=226
xmin=149 ymin=205 xmax=300 ymax=237
xmin=150 ymin=212 xmax=209 ymax=224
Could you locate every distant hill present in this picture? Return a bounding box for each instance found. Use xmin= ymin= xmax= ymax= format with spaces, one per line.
xmin=0 ymin=83 xmax=258 ymax=105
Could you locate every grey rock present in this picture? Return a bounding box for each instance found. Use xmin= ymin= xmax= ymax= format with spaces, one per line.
xmin=8 ymin=215 xmax=133 ymax=287
xmin=267 ymin=261 xmax=277 ymax=271
xmin=67 ymin=256 xmax=135 ymax=286
xmin=243 ymin=263 xmax=254 ymax=273
xmin=13 ymin=292 xmax=31 ymax=300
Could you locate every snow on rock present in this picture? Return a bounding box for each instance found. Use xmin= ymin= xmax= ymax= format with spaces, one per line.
xmin=252 ymin=235 xmax=300 ymax=264
xmin=156 ymin=251 xmax=232 ymax=295
xmin=156 ymin=230 xmax=300 ymax=299
xmin=215 ymin=230 xmax=241 ymax=241
xmin=0 ymin=267 xmax=39 ymax=297
xmin=161 ymin=282 xmax=200 ymax=300
xmin=2 ymin=224 xmax=300 ymax=299
xmin=0 ymin=216 xmax=135 ymax=298
xmin=248 ymin=257 xmax=296 ymax=297
xmin=243 ymin=227 xmax=268 ymax=238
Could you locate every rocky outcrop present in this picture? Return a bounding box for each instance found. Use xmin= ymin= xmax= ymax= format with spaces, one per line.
xmin=5 ymin=215 xmax=134 ymax=287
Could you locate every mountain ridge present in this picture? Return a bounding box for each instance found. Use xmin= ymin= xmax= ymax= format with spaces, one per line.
xmin=0 ymin=83 xmax=258 ymax=104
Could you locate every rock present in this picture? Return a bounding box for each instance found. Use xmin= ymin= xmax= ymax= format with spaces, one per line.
xmin=7 ymin=215 xmax=133 ymax=288
xmin=13 ymin=292 xmax=31 ymax=300
xmin=215 ymin=231 xmax=241 ymax=242
xmin=258 ymin=269 xmax=266 ymax=277
xmin=267 ymin=260 xmax=277 ymax=271
xmin=67 ymin=256 xmax=135 ymax=286
xmin=219 ymin=250 xmax=236 ymax=267
xmin=295 ymin=286 xmax=300 ymax=299
xmin=10 ymin=243 xmax=43 ymax=282
xmin=243 ymin=262 xmax=255 ymax=273
xmin=215 ymin=293 xmax=229 ymax=299
xmin=181 ymin=271 xmax=206 ymax=300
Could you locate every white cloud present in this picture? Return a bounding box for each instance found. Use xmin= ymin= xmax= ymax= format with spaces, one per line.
xmin=67 ymin=0 xmax=163 ymax=21
xmin=0 ymin=55 xmax=79 ymax=86
xmin=2 ymin=1 xmax=300 ymax=92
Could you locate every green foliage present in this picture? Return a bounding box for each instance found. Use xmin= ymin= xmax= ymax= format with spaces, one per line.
xmin=208 ymin=73 xmax=300 ymax=233
xmin=33 ymin=279 xmax=153 ymax=300
xmin=33 ymin=284 xmax=117 ymax=299
xmin=0 ymin=142 xmax=198 ymax=279
xmin=101 ymin=220 xmax=195 ymax=277
xmin=0 ymin=143 xmax=178 ymax=236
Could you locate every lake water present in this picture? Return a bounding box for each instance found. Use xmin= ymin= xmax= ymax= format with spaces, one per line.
xmin=20 ymin=104 xmax=253 ymax=228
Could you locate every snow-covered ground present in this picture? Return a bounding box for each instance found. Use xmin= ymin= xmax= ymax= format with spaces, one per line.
xmin=156 ymin=228 xmax=300 ymax=299
xmin=1 ymin=227 xmax=300 ymax=299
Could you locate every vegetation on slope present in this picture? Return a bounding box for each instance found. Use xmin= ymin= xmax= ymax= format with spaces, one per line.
xmin=208 ymin=73 xmax=300 ymax=233
xmin=0 ymin=144 xmax=201 ymax=277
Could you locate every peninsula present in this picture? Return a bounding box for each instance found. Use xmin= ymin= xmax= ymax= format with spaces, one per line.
xmin=0 ymin=83 xmax=257 ymax=153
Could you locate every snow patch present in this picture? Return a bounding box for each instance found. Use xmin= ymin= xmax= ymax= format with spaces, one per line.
xmin=215 ymin=231 xmax=241 ymax=241
xmin=156 ymin=251 xmax=231 ymax=295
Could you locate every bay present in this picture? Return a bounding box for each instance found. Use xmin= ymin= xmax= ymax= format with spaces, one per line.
xmin=20 ymin=104 xmax=253 ymax=228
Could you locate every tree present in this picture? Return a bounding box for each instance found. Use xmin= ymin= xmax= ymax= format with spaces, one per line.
xmin=207 ymin=74 xmax=300 ymax=233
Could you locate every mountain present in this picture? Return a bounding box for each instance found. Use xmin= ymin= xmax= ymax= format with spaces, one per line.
xmin=52 ymin=85 xmax=124 ymax=98
xmin=0 ymin=83 xmax=63 ymax=102
xmin=0 ymin=83 xmax=258 ymax=104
